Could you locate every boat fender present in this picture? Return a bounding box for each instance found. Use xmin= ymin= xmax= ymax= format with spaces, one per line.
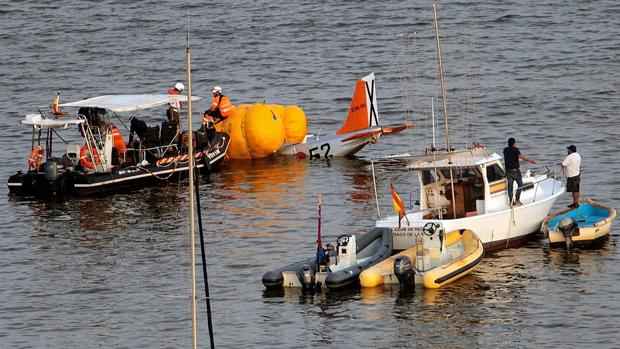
xmin=28 ymin=146 xmax=45 ymax=169
xmin=80 ymin=145 xmax=101 ymax=170
xmin=394 ymin=256 xmax=415 ymax=290
xmin=297 ymin=264 xmax=315 ymax=290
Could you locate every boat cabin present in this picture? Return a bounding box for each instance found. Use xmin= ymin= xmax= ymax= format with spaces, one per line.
xmin=405 ymin=148 xmax=518 ymax=219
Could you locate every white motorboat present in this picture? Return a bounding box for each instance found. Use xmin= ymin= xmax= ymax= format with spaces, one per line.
xmin=376 ymin=148 xmax=564 ymax=252
xmin=374 ymin=5 xmax=565 ymax=253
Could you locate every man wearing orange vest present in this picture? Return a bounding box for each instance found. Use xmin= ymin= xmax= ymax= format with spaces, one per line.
xmin=108 ymin=124 xmax=127 ymax=166
xmin=167 ymin=82 xmax=184 ymax=122
xmin=203 ymin=86 xmax=234 ymax=124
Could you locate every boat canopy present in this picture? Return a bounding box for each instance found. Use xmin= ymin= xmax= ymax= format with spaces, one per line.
xmin=58 ymin=94 xmax=201 ymax=113
xmin=381 ymin=148 xmax=501 ymax=170
xmin=21 ymin=114 xmax=84 ymax=129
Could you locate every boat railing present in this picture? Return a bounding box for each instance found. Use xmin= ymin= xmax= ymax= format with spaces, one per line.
xmin=531 ymin=173 xmax=560 ymax=203
xmin=77 ymin=115 xmax=110 ymax=172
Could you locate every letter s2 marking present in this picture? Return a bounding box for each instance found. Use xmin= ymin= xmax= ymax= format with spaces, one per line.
xmin=308 ymin=143 xmax=332 ymax=159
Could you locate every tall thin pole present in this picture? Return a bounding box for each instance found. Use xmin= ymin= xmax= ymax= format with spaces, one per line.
xmin=431 ymin=97 xmax=436 ymax=149
xmin=371 ymin=161 xmax=381 ymax=218
xmin=193 ymin=165 xmax=216 ymax=349
xmin=433 ymin=4 xmax=451 ymax=152
xmin=186 ymin=25 xmax=198 ymax=349
xmin=433 ymin=4 xmax=457 ymax=219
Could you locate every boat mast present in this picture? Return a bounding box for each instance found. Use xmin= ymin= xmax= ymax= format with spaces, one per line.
xmin=433 ymin=4 xmax=457 ymax=219
xmin=433 ymin=4 xmax=451 ymax=152
xmin=186 ymin=25 xmax=198 ymax=349
xmin=431 ymin=97 xmax=436 ymax=149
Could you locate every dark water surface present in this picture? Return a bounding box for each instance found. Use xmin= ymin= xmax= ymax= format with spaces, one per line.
xmin=1 ymin=1 xmax=619 ymax=348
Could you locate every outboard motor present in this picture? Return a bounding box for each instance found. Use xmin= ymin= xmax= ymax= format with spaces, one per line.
xmin=297 ymin=264 xmax=315 ymax=290
xmin=44 ymin=160 xmax=58 ymax=182
xmin=558 ymin=216 xmax=578 ymax=251
xmin=394 ymin=256 xmax=415 ymax=290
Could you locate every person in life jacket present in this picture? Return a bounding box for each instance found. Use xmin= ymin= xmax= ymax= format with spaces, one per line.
xmin=203 ymin=86 xmax=234 ymax=124
xmin=167 ymin=82 xmax=184 ymax=122
xmin=108 ymin=124 xmax=127 ymax=166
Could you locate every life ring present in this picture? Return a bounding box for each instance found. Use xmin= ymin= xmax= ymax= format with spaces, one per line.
xmin=28 ymin=146 xmax=45 ymax=169
xmin=80 ymin=145 xmax=101 ymax=169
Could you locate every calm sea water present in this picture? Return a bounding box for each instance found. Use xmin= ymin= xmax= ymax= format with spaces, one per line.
xmin=1 ymin=1 xmax=620 ymax=348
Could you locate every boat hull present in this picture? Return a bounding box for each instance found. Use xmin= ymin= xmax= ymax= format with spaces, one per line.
xmin=262 ymin=227 xmax=393 ymax=290
xmin=8 ymin=132 xmax=229 ymax=197
xmin=542 ymin=199 xmax=616 ymax=248
xmin=377 ymin=180 xmax=564 ymax=253
xmin=359 ymin=229 xmax=484 ymax=289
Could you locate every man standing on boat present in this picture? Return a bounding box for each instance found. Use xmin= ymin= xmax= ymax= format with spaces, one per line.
xmin=562 ymin=144 xmax=581 ymax=208
xmin=503 ymin=137 xmax=537 ymax=206
xmin=167 ymin=82 xmax=184 ymax=122
xmin=203 ymin=86 xmax=235 ymax=124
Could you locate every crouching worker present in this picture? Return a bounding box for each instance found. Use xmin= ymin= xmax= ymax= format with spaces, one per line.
xmin=203 ymin=86 xmax=234 ymax=122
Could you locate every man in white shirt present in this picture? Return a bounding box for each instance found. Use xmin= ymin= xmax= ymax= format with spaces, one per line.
xmin=562 ymin=144 xmax=581 ymax=208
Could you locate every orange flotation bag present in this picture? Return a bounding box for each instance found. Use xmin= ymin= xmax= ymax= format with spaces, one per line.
xmin=28 ymin=146 xmax=45 ymax=169
xmin=80 ymin=145 xmax=101 ymax=169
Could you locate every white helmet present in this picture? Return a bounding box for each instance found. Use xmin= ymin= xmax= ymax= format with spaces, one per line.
xmin=175 ymin=82 xmax=184 ymax=91
xmin=212 ymin=86 xmax=223 ymax=94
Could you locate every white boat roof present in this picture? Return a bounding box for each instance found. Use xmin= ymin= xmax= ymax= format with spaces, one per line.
xmin=21 ymin=114 xmax=84 ymax=128
xmin=382 ymin=148 xmax=502 ymax=169
xmin=58 ymin=94 xmax=201 ymax=113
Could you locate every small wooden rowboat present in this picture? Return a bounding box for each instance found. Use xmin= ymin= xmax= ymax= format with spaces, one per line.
xmin=359 ymin=227 xmax=484 ymax=289
xmin=542 ymin=198 xmax=616 ymax=248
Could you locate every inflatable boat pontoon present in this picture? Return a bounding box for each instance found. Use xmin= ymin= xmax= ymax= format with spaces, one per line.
xmin=262 ymin=227 xmax=393 ymax=290
xmin=359 ymin=224 xmax=484 ymax=289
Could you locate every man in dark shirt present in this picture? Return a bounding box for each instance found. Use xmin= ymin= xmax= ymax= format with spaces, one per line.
xmin=503 ymin=137 xmax=537 ymax=206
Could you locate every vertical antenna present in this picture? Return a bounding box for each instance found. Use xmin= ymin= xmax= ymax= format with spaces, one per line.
xmin=433 ymin=4 xmax=451 ymax=152
xmin=431 ymin=97 xmax=436 ymax=149
xmin=371 ymin=160 xmax=381 ymax=218
xmin=186 ymin=10 xmax=198 ymax=349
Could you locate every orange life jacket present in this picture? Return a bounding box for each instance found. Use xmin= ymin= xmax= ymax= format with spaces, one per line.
xmin=111 ymin=125 xmax=126 ymax=154
xmin=209 ymin=95 xmax=235 ymax=118
xmin=168 ymin=88 xmax=182 ymax=109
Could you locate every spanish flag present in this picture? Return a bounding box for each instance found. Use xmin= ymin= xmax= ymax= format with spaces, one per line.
xmin=390 ymin=184 xmax=407 ymax=228
xmin=52 ymin=91 xmax=67 ymax=115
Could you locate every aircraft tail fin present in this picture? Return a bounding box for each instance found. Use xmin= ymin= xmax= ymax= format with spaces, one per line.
xmin=336 ymin=73 xmax=379 ymax=135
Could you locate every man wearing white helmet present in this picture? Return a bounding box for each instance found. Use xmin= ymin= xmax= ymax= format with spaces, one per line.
xmin=167 ymin=82 xmax=185 ymax=121
xmin=203 ymin=86 xmax=235 ymax=124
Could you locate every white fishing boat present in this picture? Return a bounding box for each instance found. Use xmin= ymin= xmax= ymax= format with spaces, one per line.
xmin=376 ymin=148 xmax=564 ymax=252
xmin=374 ymin=5 xmax=565 ymax=253
xmin=277 ymin=73 xmax=413 ymax=159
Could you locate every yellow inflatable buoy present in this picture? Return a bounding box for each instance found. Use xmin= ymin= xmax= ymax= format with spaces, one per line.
xmin=245 ymin=104 xmax=285 ymax=158
xmin=215 ymin=103 xmax=292 ymax=159
xmin=282 ymin=105 xmax=307 ymax=143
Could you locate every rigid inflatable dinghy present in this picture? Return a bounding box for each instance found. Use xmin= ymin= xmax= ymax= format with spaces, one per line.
xmin=359 ymin=224 xmax=484 ymax=289
xmin=262 ymin=227 xmax=393 ymax=290
xmin=542 ymin=198 xmax=616 ymax=249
